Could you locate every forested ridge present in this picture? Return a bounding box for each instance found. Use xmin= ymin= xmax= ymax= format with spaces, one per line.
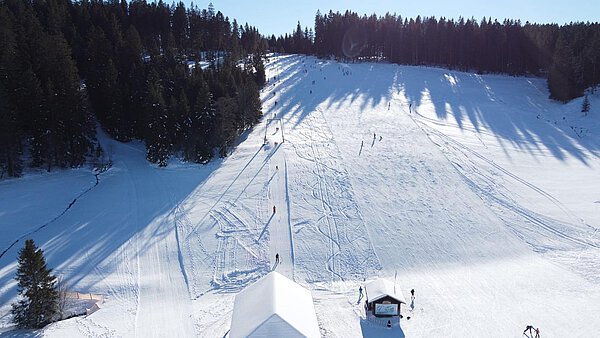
xmin=0 ymin=0 xmax=266 ymax=178
xmin=270 ymin=11 xmax=600 ymax=103
xmin=2 ymin=3 xmax=599 ymax=179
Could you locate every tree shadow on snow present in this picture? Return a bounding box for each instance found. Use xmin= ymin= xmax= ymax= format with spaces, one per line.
xmin=268 ymin=54 xmax=598 ymax=166
xmin=266 ymin=55 xmax=395 ymax=132
xmin=0 ymin=138 xmax=218 ymax=306
xmin=398 ymin=64 xmax=598 ymax=165
xmin=0 ymin=329 xmax=42 ymax=338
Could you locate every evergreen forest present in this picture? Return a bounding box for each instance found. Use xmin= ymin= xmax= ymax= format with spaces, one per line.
xmin=1 ymin=2 xmax=598 ymax=179
xmin=0 ymin=0 xmax=266 ymax=177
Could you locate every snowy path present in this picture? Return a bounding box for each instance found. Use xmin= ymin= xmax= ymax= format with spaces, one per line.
xmin=265 ymin=119 xmax=294 ymax=279
xmin=92 ymin=140 xmax=195 ymax=337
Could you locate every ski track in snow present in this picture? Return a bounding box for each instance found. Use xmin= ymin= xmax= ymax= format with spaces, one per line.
xmin=409 ymin=107 xmax=600 ymax=250
xmin=287 ymin=103 xmax=382 ymax=283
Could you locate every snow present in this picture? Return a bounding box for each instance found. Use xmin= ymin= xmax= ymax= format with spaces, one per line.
xmin=365 ymin=279 xmax=406 ymax=304
xmin=229 ymin=271 xmax=319 ymax=338
xmin=1 ymin=54 xmax=599 ymax=337
xmin=186 ymin=60 xmax=210 ymax=71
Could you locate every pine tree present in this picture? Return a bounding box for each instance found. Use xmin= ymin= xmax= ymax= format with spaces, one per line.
xmin=0 ymin=12 xmax=23 ymax=178
xmin=252 ymin=53 xmax=266 ymax=86
xmin=0 ymin=82 xmax=22 ymax=178
xmin=144 ymin=81 xmax=172 ymax=166
xmin=548 ymin=33 xmax=580 ymax=102
xmin=582 ymin=95 xmax=590 ymax=115
xmin=189 ymin=73 xmax=215 ymax=163
xmin=11 ymin=239 xmax=58 ymax=329
xmin=237 ymin=79 xmax=262 ymax=129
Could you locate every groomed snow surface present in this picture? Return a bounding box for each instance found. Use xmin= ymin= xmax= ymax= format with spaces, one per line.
xmin=1 ymin=54 xmax=599 ymax=337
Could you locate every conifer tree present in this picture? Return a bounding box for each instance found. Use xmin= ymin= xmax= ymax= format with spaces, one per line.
xmin=189 ymin=73 xmax=215 ymax=163
xmin=237 ymin=79 xmax=262 ymax=130
xmin=11 ymin=239 xmax=58 ymax=329
xmin=548 ymin=32 xmax=581 ymax=102
xmin=0 ymin=82 xmax=22 ymax=178
xmin=145 ymin=81 xmax=172 ymax=166
xmin=581 ymin=95 xmax=590 ymax=115
xmin=252 ymin=53 xmax=266 ymax=86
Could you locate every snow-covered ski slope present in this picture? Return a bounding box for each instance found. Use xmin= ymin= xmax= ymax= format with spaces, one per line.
xmin=1 ymin=54 xmax=599 ymax=337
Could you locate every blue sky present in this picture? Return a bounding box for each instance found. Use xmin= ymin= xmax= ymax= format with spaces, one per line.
xmin=187 ymin=0 xmax=600 ymax=37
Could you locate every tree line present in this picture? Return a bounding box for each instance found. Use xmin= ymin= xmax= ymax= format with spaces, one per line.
xmin=270 ymin=10 xmax=600 ymax=103
xmin=0 ymin=0 xmax=266 ymax=178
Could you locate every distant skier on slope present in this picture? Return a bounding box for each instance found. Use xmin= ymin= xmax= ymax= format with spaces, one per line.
xmin=534 ymin=328 xmax=540 ymax=338
xmin=411 ymin=289 xmax=415 ymax=300
xmin=359 ymin=286 xmax=363 ymax=298
xmin=273 ymin=205 xmax=276 ymax=214
xmin=275 ymin=253 xmax=280 ymax=264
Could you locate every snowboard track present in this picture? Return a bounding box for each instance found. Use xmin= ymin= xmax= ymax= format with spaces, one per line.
xmin=408 ymin=107 xmax=600 ymax=251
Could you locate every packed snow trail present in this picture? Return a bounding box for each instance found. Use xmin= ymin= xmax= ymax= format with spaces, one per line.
xmin=87 ymin=138 xmax=195 ymax=337
xmin=265 ymin=118 xmax=295 ymax=279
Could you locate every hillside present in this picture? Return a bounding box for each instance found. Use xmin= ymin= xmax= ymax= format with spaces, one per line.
xmin=1 ymin=54 xmax=599 ymax=337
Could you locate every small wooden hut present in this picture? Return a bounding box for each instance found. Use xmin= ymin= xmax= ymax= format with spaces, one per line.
xmin=365 ymin=278 xmax=406 ymax=317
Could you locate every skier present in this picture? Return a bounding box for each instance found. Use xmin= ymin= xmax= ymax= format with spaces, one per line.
xmin=373 ymin=133 xmax=376 ymax=139
xmin=276 ymin=165 xmax=278 ymax=170
xmin=275 ymin=253 xmax=280 ymax=264
xmin=534 ymin=328 xmax=540 ymax=338
xmin=409 ymin=103 xmax=412 ymax=113
xmin=523 ymin=325 xmax=534 ymax=336
xmin=359 ymin=286 xmax=363 ymax=298
xmin=273 ymin=205 xmax=276 ymax=214
xmin=410 ymin=289 xmax=415 ymax=300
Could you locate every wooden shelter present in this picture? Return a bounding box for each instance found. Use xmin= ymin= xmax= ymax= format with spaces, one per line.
xmin=365 ymin=278 xmax=406 ymax=317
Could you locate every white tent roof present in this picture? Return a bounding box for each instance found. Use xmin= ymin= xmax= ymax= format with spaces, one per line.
xmin=365 ymin=278 xmax=407 ymax=304
xmin=229 ymin=272 xmax=320 ymax=338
